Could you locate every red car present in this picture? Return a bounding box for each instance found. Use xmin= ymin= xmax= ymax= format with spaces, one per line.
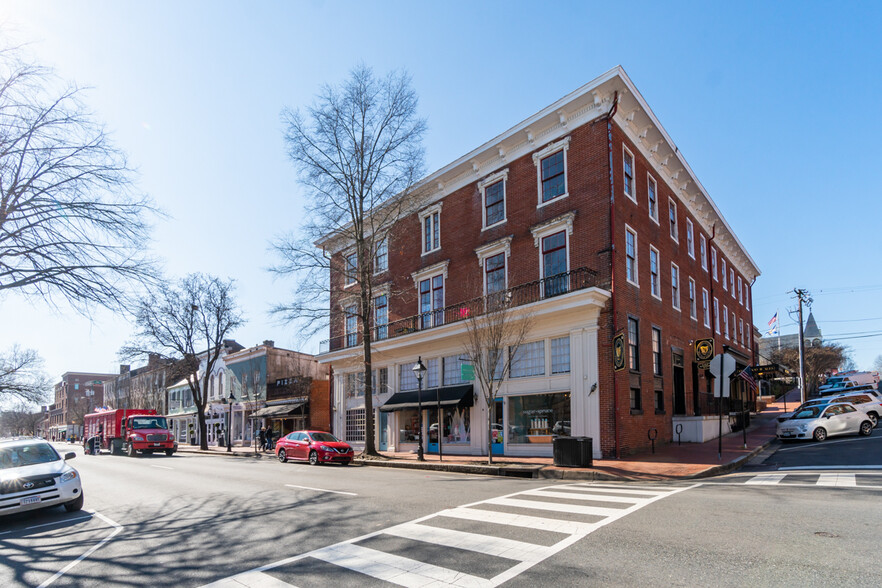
xmin=275 ymin=430 xmax=354 ymax=466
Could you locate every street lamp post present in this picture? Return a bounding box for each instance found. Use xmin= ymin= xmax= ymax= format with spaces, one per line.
xmin=223 ymin=391 xmax=234 ymax=452
xmin=412 ymin=357 xmax=427 ymax=461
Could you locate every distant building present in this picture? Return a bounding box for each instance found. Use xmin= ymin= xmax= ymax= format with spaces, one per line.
xmin=105 ymin=353 xmax=175 ymax=414
xmin=758 ymin=312 xmax=823 ymax=361
xmin=48 ymin=371 xmax=116 ymax=440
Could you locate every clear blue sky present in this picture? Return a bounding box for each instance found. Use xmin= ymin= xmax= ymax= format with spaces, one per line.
xmin=3 ymin=0 xmax=881 ymax=382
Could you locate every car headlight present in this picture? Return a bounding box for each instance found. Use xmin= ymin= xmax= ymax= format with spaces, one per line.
xmin=131 ymin=434 xmax=143 ymax=441
xmin=60 ymin=471 xmax=78 ymax=483
xmin=797 ymin=425 xmax=808 ymax=432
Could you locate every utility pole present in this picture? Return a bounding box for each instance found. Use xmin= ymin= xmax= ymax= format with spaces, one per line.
xmin=792 ymin=288 xmax=812 ymax=403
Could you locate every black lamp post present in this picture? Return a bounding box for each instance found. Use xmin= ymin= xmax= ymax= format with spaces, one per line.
xmin=412 ymin=357 xmax=427 ymax=461
xmin=223 ymin=391 xmax=235 ymax=452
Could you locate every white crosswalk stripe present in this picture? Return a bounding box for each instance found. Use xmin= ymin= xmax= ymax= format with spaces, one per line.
xmin=745 ymin=473 xmax=787 ymax=485
xmin=815 ymin=473 xmax=857 ymax=487
xmin=203 ymin=482 xmax=694 ymax=588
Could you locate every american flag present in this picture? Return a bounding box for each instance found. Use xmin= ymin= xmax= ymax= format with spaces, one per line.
xmin=738 ymin=366 xmax=758 ymax=391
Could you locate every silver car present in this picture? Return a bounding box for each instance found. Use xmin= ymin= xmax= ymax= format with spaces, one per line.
xmin=828 ymin=392 xmax=882 ymax=427
xmin=0 ymin=438 xmax=84 ymax=516
xmin=776 ymin=402 xmax=874 ymax=442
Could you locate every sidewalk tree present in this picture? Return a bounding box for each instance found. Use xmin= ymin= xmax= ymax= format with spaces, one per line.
xmin=0 ymin=345 xmax=50 ymax=406
xmin=461 ymin=291 xmax=533 ymax=465
xmin=769 ymin=342 xmax=848 ymax=396
xmin=271 ymin=65 xmax=426 ymax=456
xmin=0 ymin=403 xmax=44 ymax=436
xmin=0 ymin=45 xmax=159 ymax=315
xmin=122 ymin=274 xmax=244 ymax=450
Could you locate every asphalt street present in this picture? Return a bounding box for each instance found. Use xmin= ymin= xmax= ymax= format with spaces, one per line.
xmin=1 ymin=440 xmax=881 ymax=587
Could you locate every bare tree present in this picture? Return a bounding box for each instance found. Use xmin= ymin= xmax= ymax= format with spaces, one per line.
xmin=873 ymin=355 xmax=882 ymax=374
xmin=271 ymin=65 xmax=426 ymax=456
xmin=461 ymin=292 xmax=533 ymax=464
xmin=0 ymin=45 xmax=160 ymax=314
xmin=0 ymin=402 xmax=45 ymax=436
xmin=0 ymin=345 xmax=50 ymax=405
xmin=770 ymin=342 xmax=848 ymax=396
xmin=122 ymin=274 xmax=244 ymax=450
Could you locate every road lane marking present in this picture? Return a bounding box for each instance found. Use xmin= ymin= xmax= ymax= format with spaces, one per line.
xmin=484 ymin=496 xmax=625 ymax=517
xmin=523 ymin=489 xmax=649 ymax=504
xmin=816 ymin=473 xmax=857 ymax=487
xmin=204 ymin=482 xmax=697 ymax=588
xmin=284 ymin=484 xmax=357 ymax=496
xmin=25 ymin=515 xmax=94 ymax=530
xmin=150 ymin=465 xmax=174 ymax=470
xmin=37 ymin=510 xmax=123 ymax=588
xmin=745 ymin=473 xmax=786 ymax=485
xmin=778 ymin=465 xmax=882 ymax=470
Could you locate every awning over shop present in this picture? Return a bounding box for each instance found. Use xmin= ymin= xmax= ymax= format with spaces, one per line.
xmin=379 ymin=384 xmax=474 ymax=412
xmin=250 ymin=400 xmax=307 ymax=419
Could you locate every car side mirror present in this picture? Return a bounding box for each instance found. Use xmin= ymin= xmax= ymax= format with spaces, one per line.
xmin=64 ymin=452 xmax=76 ymax=460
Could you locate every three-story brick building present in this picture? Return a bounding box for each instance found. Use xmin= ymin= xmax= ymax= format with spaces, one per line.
xmin=318 ymin=67 xmax=759 ymax=458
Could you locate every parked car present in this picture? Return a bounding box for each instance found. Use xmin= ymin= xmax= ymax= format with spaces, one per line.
xmin=827 ymin=392 xmax=882 ymax=427
xmin=0 ymin=438 xmax=84 ymax=516
xmin=776 ymin=398 xmax=831 ymax=423
xmin=776 ymin=403 xmax=873 ymax=442
xmin=275 ymin=431 xmax=354 ymax=465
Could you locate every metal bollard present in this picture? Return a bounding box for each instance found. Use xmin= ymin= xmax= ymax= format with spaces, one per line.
xmin=648 ymin=427 xmax=658 ymax=454
xmin=675 ymin=423 xmax=683 ymax=446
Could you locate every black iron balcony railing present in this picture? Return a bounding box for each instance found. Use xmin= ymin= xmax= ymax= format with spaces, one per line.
xmin=321 ymin=267 xmax=598 ymax=353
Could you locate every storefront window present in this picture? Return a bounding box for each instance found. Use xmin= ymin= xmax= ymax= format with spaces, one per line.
xmin=445 ymin=406 xmax=470 ymax=444
xmin=399 ymin=409 xmax=420 ymax=443
xmin=508 ymin=392 xmax=571 ymax=444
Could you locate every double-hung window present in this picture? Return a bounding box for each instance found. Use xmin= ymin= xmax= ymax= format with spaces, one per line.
xmin=628 ymin=317 xmax=639 ymax=371
xmin=374 ymin=239 xmax=388 ymax=274
xmin=686 ymin=219 xmax=695 ymax=258
xmin=739 ymin=318 xmax=744 ymax=346
xmin=344 ymin=304 xmax=357 ymax=347
xmin=623 ymin=146 xmax=635 ymax=201
xmin=625 ymin=226 xmax=638 ymax=285
xmin=738 ymin=276 xmax=743 ymax=305
xmin=700 ymin=234 xmax=708 ymax=271
xmin=540 ymin=151 xmax=566 ymax=203
xmin=669 ymin=199 xmax=678 ymax=241
xmin=688 ymin=278 xmax=697 ymax=320
xmin=671 ymin=263 xmax=680 ymax=310
xmin=649 ymin=246 xmax=660 ymax=299
xmin=484 ymin=180 xmax=505 ymax=227
xmin=542 ymin=231 xmax=568 ymax=297
xmin=647 ymin=175 xmax=658 ymax=222
xmin=374 ymin=294 xmax=388 ymax=341
xmin=651 ymin=327 xmax=662 ymax=376
xmin=711 ymin=248 xmax=718 ymax=281
xmin=420 ymin=203 xmax=442 ymax=254
xmin=344 ymin=252 xmax=357 ymax=286
xmin=730 ymin=269 xmax=736 ymax=298
xmin=419 ymin=275 xmax=444 ymax=329
xmin=722 ymin=259 xmax=728 ymax=291
xmin=702 ymin=288 xmax=710 ymax=327
xmin=485 ymin=253 xmax=506 ymax=295
xmin=714 ymin=298 xmax=720 ymax=334
xmin=745 ymin=282 xmax=750 ymax=310
xmin=723 ymin=305 xmax=729 ymax=338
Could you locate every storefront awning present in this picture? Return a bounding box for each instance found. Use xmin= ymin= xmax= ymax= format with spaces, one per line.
xmin=379 ymin=384 xmax=473 ymax=412
xmin=250 ymin=400 xmax=308 ymax=418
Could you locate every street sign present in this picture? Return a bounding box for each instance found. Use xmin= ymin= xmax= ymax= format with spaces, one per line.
xmin=694 ymin=338 xmax=714 ymax=362
xmin=752 ymin=364 xmax=784 ymax=379
xmin=460 ymin=363 xmax=474 ymax=381
xmin=709 ymin=353 xmax=736 ymax=398
xmin=613 ymin=333 xmax=626 ymax=371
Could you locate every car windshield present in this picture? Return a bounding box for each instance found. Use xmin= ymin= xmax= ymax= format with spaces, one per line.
xmin=131 ymin=417 xmax=168 ymax=430
xmin=825 ymin=378 xmax=843 ymax=385
xmin=310 ymin=432 xmax=339 ymax=443
xmin=792 ymin=407 xmax=822 ymax=419
xmin=0 ymin=443 xmax=60 ymax=470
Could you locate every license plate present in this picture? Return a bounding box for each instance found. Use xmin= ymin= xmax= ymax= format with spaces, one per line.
xmin=781 ymin=432 xmax=793 ymax=437
xmin=20 ymin=496 xmax=41 ymax=505
xmin=153 ymin=443 xmax=161 ymax=446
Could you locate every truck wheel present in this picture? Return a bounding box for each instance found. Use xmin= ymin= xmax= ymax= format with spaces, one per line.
xmin=127 ymin=443 xmax=137 ymax=457
xmin=165 ymin=449 xmax=174 ymax=456
xmin=111 ymin=439 xmax=123 ymax=455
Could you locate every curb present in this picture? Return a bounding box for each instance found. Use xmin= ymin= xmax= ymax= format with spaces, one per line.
xmin=681 ymin=437 xmax=775 ymax=480
xmin=176 ymin=448 xmax=267 ymax=458
xmin=352 ymin=458 xmax=540 ymax=478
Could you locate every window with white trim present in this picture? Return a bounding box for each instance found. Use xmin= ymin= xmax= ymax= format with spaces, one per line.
xmin=623 ymin=146 xmax=635 ymax=202
xmin=671 ymin=263 xmax=680 ymax=310
xmin=745 ymin=283 xmax=750 ymax=310
xmin=669 ymin=198 xmax=678 ymax=242
xmin=625 ymin=226 xmax=638 ymax=285
xmin=541 ymin=231 xmax=568 ymax=297
xmin=739 ymin=318 xmax=744 ymax=346
xmin=652 ymin=327 xmax=662 ymax=376
xmin=738 ymin=276 xmax=743 ymax=305
xmin=702 ymin=288 xmax=710 ymax=327
xmin=344 ymin=304 xmax=357 ymax=347
xmin=419 ymin=275 xmax=444 ymax=329
xmin=420 ymin=204 xmax=442 ymax=254
xmin=510 ymin=341 xmax=545 ymax=378
xmin=344 ymin=252 xmax=357 ymax=286
xmin=700 ymin=234 xmax=708 ymax=271
xmin=688 ymin=277 xmax=697 ymax=320
xmin=686 ymin=219 xmax=695 ymax=259
xmin=730 ymin=268 xmax=735 ymax=298
xmin=732 ymin=311 xmax=737 ymax=343
xmin=345 ymin=409 xmax=365 ymax=442
xmin=374 ymin=294 xmax=388 ymax=341
xmin=714 ymin=297 xmax=720 ymax=333
xmin=628 ymin=317 xmax=640 ymax=371
xmin=443 ymin=355 xmax=465 ymax=386
xmin=533 ymin=137 xmax=570 ymax=206
xmin=426 ymin=357 xmax=440 ymax=388
xmin=721 ymin=258 xmax=728 ymax=291
xmin=647 ymin=175 xmax=658 ymax=223
xmin=649 ymin=246 xmax=660 ymax=299
xmin=551 ymin=336 xmax=570 ymax=374
xmin=480 ymin=169 xmax=508 ymax=228
xmin=485 ymin=253 xmax=506 ymax=295
xmin=374 ymin=239 xmax=388 ymax=274
xmin=711 ymin=247 xmax=718 ymax=281
xmin=723 ymin=305 xmax=729 ymax=339
xmin=399 ymin=363 xmax=418 ymax=391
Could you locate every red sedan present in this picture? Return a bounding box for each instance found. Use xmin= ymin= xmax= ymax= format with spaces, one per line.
xmin=275 ymin=430 xmax=354 ymax=466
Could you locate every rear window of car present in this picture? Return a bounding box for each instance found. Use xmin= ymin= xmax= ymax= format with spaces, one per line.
xmin=0 ymin=442 xmax=60 ymax=470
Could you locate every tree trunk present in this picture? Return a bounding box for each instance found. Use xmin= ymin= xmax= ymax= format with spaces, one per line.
xmin=198 ymin=410 xmax=208 ymax=451
xmin=361 ymin=291 xmax=378 ymax=456
xmin=487 ymin=396 xmax=493 ymax=465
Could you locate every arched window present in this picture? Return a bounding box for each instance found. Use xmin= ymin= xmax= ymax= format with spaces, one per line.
xmin=210 ymin=375 xmax=216 ymax=399
xmin=218 ymin=372 xmax=224 ymax=398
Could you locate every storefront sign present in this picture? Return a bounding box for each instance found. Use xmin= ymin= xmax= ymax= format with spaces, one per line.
xmin=460 ymin=363 xmax=475 ymax=381
xmin=694 ymin=338 xmax=714 ymax=362
xmin=613 ymin=333 xmax=626 ymax=371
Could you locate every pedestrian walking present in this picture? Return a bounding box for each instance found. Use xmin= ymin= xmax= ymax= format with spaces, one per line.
xmin=258 ymin=427 xmax=266 ymax=451
xmin=265 ymin=428 xmax=274 ymax=451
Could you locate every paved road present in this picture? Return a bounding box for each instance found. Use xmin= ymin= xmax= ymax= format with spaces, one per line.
xmin=2 ymin=443 xmax=882 ymax=587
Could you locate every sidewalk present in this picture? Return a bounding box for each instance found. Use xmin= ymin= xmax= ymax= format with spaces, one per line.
xmin=354 ymin=389 xmax=800 ymax=481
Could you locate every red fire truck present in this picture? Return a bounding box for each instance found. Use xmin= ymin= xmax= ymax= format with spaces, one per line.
xmin=83 ymin=408 xmax=176 ymax=457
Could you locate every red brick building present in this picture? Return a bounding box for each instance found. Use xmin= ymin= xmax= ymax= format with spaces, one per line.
xmin=318 ymin=67 xmax=759 ymax=458
xmin=48 ymin=371 xmax=116 ymax=441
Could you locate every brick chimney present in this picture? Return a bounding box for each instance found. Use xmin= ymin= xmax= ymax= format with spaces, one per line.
xmin=120 ymin=364 xmax=130 ymax=375
xmin=263 ymin=340 xmax=275 ymax=348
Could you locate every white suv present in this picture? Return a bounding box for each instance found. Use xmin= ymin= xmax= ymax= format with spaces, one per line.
xmin=0 ymin=438 xmax=84 ymax=516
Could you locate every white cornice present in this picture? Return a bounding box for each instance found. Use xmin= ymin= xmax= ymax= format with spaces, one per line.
xmin=474 ymin=236 xmax=513 ymax=267
xmin=410 ymin=260 xmax=449 ymax=288
xmin=530 ymin=211 xmax=576 ymax=247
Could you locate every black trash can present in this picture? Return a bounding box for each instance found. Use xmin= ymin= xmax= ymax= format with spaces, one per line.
xmin=553 ymin=436 xmax=593 ymax=467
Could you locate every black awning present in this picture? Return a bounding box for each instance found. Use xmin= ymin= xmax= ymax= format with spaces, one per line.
xmin=379 ymin=384 xmax=474 ymax=412
xmin=250 ymin=400 xmax=308 ymax=418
